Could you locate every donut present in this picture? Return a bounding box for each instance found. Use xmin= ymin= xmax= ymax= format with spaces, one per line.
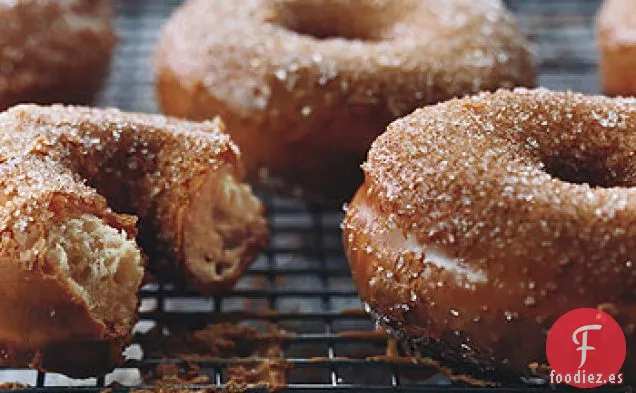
xmin=0 ymin=0 xmax=115 ymax=110
xmin=0 ymin=104 xmax=268 ymax=377
xmin=598 ymin=0 xmax=636 ymax=96
xmin=342 ymin=88 xmax=635 ymax=383
xmin=155 ymin=0 xmax=536 ymax=204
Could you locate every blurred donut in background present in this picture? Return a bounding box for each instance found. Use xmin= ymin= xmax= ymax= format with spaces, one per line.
xmin=155 ymin=0 xmax=536 ymax=205
xmin=0 ymin=0 xmax=115 ymax=110
xmin=598 ymin=0 xmax=636 ymax=96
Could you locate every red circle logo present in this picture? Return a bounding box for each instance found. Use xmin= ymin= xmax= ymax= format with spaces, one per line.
xmin=546 ymin=308 xmax=626 ymax=388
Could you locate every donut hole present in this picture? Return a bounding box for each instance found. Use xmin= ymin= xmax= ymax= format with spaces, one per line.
xmin=544 ymin=158 xmax=629 ymax=188
xmin=183 ymin=171 xmax=267 ymax=290
xmin=276 ymin=16 xmax=380 ymax=41
xmin=45 ymin=214 xmax=144 ymax=332
xmin=271 ymin=1 xmax=408 ymax=41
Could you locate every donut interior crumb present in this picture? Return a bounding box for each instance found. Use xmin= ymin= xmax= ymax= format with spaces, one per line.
xmin=45 ymin=214 xmax=143 ymax=331
xmin=183 ymin=171 xmax=266 ymax=287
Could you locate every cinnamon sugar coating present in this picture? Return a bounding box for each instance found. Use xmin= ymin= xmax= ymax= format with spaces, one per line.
xmin=0 ymin=0 xmax=115 ymax=109
xmin=343 ymin=88 xmax=636 ymax=383
xmin=155 ymin=0 xmax=535 ymax=204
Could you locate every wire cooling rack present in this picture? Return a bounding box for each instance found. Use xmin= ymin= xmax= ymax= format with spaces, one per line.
xmin=0 ymin=0 xmax=632 ymax=392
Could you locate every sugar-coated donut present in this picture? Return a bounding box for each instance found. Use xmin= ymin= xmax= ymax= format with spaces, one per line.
xmin=0 ymin=0 xmax=115 ymax=110
xmin=0 ymin=105 xmax=268 ymax=377
xmin=598 ymin=0 xmax=636 ymax=96
xmin=342 ymin=89 xmax=635 ymax=383
xmin=155 ymin=0 xmax=536 ymax=204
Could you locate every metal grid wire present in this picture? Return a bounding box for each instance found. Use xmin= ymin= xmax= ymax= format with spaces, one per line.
xmin=0 ymin=0 xmax=631 ymax=392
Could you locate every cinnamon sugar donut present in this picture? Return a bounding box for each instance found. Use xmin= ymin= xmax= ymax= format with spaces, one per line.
xmin=0 ymin=0 xmax=115 ymax=110
xmin=598 ymin=0 xmax=636 ymax=96
xmin=343 ymin=89 xmax=635 ymax=383
xmin=155 ymin=0 xmax=536 ymax=204
xmin=0 ymin=105 xmax=267 ymax=377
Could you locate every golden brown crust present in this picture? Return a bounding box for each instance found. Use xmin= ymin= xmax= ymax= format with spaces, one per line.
xmin=597 ymin=0 xmax=636 ymax=96
xmin=0 ymin=0 xmax=115 ymax=110
xmin=343 ymin=88 xmax=636 ymax=383
xmin=0 ymin=105 xmax=268 ymax=376
xmin=0 ymin=264 xmax=128 ymax=377
xmin=155 ymin=0 xmax=536 ymax=204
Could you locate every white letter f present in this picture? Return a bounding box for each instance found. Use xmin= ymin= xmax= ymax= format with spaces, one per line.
xmin=572 ymin=324 xmax=602 ymax=368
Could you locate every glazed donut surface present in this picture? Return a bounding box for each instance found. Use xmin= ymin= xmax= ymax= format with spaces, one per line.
xmin=155 ymin=0 xmax=535 ymax=204
xmin=598 ymin=0 xmax=636 ymax=96
xmin=0 ymin=105 xmax=268 ymax=376
xmin=0 ymin=0 xmax=115 ymax=110
xmin=343 ymin=88 xmax=636 ymax=383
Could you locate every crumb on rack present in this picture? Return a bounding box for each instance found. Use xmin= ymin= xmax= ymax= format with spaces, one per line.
xmin=135 ymin=322 xmax=293 ymax=393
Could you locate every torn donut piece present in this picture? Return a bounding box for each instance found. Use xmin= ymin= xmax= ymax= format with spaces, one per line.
xmin=0 ymin=105 xmax=268 ymax=376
